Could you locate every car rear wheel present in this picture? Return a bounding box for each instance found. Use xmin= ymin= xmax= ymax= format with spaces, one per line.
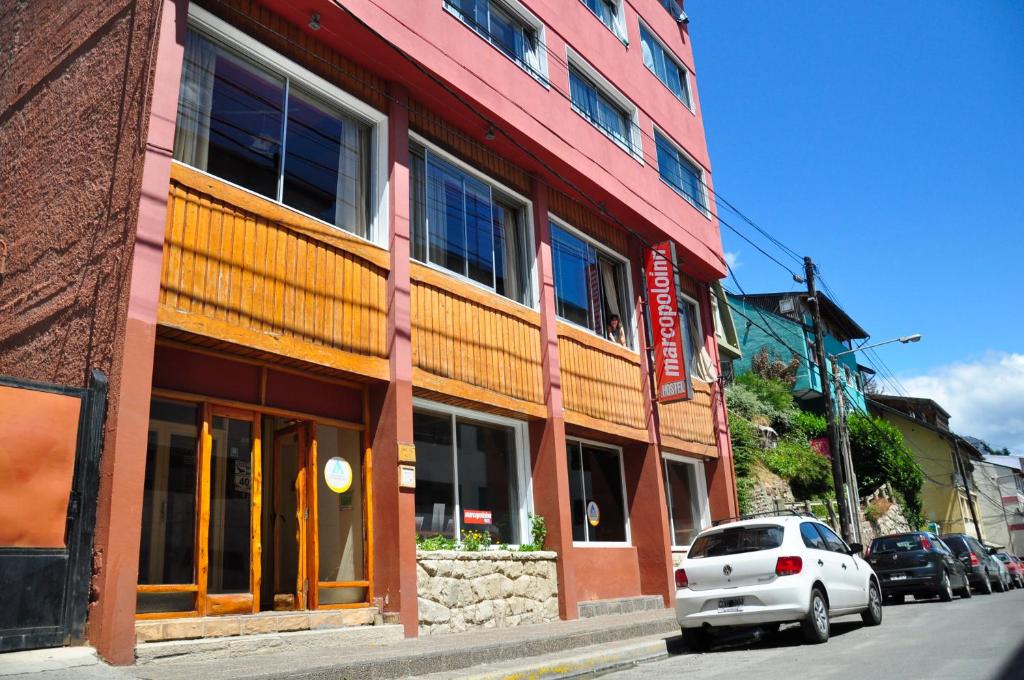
xmin=959 ymin=579 xmax=973 ymax=598
xmin=861 ymin=582 xmax=882 ymax=626
xmin=994 ymin=576 xmax=1006 ymax=593
xmin=682 ymin=627 xmax=712 ymax=653
xmin=801 ymin=588 xmax=830 ymax=644
xmin=939 ymin=571 xmax=954 ymax=602
xmin=979 ymin=573 xmax=993 ymax=595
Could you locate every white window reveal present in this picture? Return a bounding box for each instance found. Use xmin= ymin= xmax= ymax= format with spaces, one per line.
xmin=580 ymin=0 xmax=628 ymax=42
xmin=663 ymin=454 xmax=710 ymax=548
xmin=175 ymin=8 xmax=388 ymax=242
xmin=412 ymin=401 xmax=532 ymax=545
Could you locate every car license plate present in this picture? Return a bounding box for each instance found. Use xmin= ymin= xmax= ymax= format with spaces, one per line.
xmin=889 ymin=573 xmax=907 ymax=581
xmin=718 ymin=597 xmax=743 ymax=611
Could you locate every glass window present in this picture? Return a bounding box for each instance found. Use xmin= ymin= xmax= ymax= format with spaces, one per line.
xmin=139 ymin=400 xmax=200 ymax=586
xmin=800 ymin=522 xmax=827 ymax=550
xmin=414 ymin=409 xmax=524 ymax=544
xmin=174 ymin=29 xmax=373 ymax=238
xmin=814 ymin=523 xmax=849 ymax=554
xmin=654 ymin=130 xmax=707 ymax=212
xmin=316 ymin=426 xmax=367 ymax=605
xmin=567 ymin=440 xmax=628 ymax=543
xmin=581 ymin=0 xmax=624 ymax=40
xmin=689 ymin=525 xmax=784 ymax=558
xmin=445 ymin=0 xmax=543 ymax=80
xmin=659 ymin=0 xmax=685 ymax=20
xmin=665 ymin=459 xmax=703 ymax=546
xmin=550 ymin=223 xmax=630 ymax=346
xmin=410 ymin=145 xmax=532 ymax=305
xmin=639 ymin=25 xmax=691 ymax=106
xmin=208 ymin=415 xmax=254 ymax=594
xmin=569 ymin=65 xmax=634 ymax=152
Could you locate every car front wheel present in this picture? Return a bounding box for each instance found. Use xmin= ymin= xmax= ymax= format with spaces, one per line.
xmin=980 ymin=574 xmax=993 ymax=595
xmin=861 ymin=582 xmax=883 ymax=626
xmin=801 ymin=588 xmax=830 ymax=644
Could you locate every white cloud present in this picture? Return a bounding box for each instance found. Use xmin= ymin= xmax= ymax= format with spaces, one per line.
xmin=724 ymin=251 xmax=741 ymax=270
xmin=899 ymin=352 xmax=1024 ymax=453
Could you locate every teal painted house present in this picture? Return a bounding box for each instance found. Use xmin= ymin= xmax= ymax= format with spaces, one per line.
xmin=725 ymin=292 xmax=871 ymax=415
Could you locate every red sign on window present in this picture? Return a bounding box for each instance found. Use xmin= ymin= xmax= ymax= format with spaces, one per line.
xmin=645 ymin=242 xmax=690 ymax=403
xmin=463 ymin=509 xmax=492 ymax=525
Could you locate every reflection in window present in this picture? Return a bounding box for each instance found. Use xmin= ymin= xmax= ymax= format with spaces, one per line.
xmin=209 ymin=416 xmax=253 ymax=594
xmin=567 ymin=440 xmax=628 ymax=543
xmin=640 ymin=24 xmax=691 ymax=106
xmin=569 ymin=65 xmax=634 ymax=152
xmin=580 ymin=0 xmax=625 ymax=41
xmin=664 ymin=459 xmax=702 ymax=546
xmin=410 ymin=145 xmax=531 ymax=304
xmin=174 ymin=29 xmax=372 ymax=237
xmin=551 ymin=223 xmax=630 ymax=345
xmin=445 ymin=0 xmax=544 ymax=80
xmin=413 ymin=410 xmax=523 ymax=544
xmin=655 ymin=130 xmax=707 ymax=213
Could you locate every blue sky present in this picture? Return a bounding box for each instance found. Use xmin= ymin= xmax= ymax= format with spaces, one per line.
xmin=687 ymin=0 xmax=1024 ymax=450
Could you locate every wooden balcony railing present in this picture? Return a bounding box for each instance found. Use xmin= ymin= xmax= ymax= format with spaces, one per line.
xmin=410 ymin=264 xmax=545 ymax=416
xmin=159 ymin=164 xmax=390 ymax=380
xmin=557 ymin=323 xmax=647 ymax=439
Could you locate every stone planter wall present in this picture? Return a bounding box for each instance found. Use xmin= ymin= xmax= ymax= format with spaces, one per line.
xmin=416 ymin=550 xmax=559 ymax=634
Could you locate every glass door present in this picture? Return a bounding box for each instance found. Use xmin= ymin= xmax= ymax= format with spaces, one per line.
xmin=202 ymin=406 xmax=261 ymax=615
xmin=270 ymin=423 xmax=308 ymax=611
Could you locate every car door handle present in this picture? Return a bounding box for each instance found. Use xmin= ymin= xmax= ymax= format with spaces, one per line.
xmin=842 ymin=563 xmax=848 ymax=570
xmin=818 ymin=559 xmax=824 ymax=567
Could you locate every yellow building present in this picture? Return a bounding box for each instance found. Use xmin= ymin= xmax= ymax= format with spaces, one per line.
xmin=870 ymin=396 xmax=985 ymax=540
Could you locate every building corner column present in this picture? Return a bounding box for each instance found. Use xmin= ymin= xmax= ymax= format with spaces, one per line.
xmin=369 ymin=82 xmax=418 ymax=637
xmin=626 ymin=237 xmax=674 ymax=607
xmin=87 ymin=0 xmax=186 ymax=664
xmin=529 ymin=181 xmax=578 ymax=620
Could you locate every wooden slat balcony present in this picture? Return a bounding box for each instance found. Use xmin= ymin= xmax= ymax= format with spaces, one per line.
xmin=158 ymin=164 xmax=390 ymax=380
xmin=410 ymin=264 xmax=545 ymax=417
xmin=557 ymin=323 xmax=648 ymax=440
xmin=658 ymin=381 xmax=718 ymax=456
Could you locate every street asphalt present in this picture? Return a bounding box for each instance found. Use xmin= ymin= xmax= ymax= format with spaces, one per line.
xmin=598 ymin=587 xmax=1024 ymax=680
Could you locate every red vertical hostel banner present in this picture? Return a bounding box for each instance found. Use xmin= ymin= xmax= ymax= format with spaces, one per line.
xmin=645 ymin=242 xmax=691 ymax=402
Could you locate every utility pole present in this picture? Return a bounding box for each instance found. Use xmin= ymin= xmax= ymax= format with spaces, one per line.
xmin=952 ymin=436 xmax=984 ymax=541
xmin=804 ymin=256 xmax=852 ymax=542
xmin=830 ymin=356 xmax=862 ymax=542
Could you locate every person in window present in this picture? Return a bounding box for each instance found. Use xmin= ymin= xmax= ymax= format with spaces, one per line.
xmin=606 ymin=314 xmax=627 ymax=346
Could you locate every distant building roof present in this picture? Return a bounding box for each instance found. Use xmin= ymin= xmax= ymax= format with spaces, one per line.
xmin=980 ymin=454 xmax=1024 ymax=472
xmin=871 ymin=394 xmax=951 ymax=420
xmin=730 ymin=291 xmax=869 ymax=341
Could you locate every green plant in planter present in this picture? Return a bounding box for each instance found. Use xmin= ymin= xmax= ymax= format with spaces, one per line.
xmin=416 ymin=534 xmax=456 ymax=551
xmin=460 ymin=530 xmax=491 ymax=552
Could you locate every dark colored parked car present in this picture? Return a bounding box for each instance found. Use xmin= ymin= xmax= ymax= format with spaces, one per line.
xmin=867 ymin=532 xmax=970 ymax=603
xmin=940 ymin=533 xmax=1004 ymax=594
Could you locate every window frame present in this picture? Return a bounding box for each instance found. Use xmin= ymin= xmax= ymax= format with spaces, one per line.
xmin=547 ymin=213 xmax=637 ymax=352
xmin=184 ymin=5 xmax=390 ymax=246
xmin=566 ymin=48 xmax=643 ymax=161
xmin=638 ymin=20 xmax=693 ymax=110
xmin=412 ymin=397 xmax=534 ymax=547
xmin=662 ymin=452 xmax=710 ymax=549
xmin=579 ymin=0 xmax=629 ymax=44
xmin=409 ymin=131 xmax=539 ymax=310
xmin=678 ymin=290 xmax=705 ymax=373
xmin=443 ymin=0 xmax=550 ymax=86
xmin=567 ymin=436 xmax=632 ymax=547
xmin=653 ymin=126 xmax=710 ymax=217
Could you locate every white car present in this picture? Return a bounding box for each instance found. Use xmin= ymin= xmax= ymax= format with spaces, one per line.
xmin=675 ymin=514 xmax=882 ymax=650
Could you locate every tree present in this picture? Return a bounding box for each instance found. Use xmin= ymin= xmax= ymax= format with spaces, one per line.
xmin=847 ymin=413 xmax=924 ymax=528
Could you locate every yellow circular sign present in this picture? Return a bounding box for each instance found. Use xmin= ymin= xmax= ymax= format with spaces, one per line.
xmin=324 ymin=457 xmax=353 ymax=494
xmin=587 ymin=501 xmax=600 ymax=527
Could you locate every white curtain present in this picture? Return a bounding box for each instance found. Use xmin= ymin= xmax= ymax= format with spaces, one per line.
xmin=501 ymin=207 xmax=521 ymax=302
xmin=334 ymin=120 xmax=368 ymax=237
xmin=173 ymin=31 xmax=216 ymax=169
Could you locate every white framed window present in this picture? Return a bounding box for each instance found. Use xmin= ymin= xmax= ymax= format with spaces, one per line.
xmin=639 ymin=21 xmax=692 ymax=109
xmin=663 ymin=453 xmax=710 ymax=548
xmin=175 ymin=6 xmax=389 ymax=244
xmin=409 ymin=133 xmax=537 ymax=308
xmin=412 ymin=398 xmax=533 ymax=546
xmin=444 ymin=0 xmax=549 ymax=85
xmin=579 ymin=0 xmax=628 ymax=43
xmin=567 ymin=438 xmax=631 ymax=546
xmin=548 ymin=215 xmax=635 ymax=350
xmin=654 ymin=128 xmax=708 ymax=216
xmin=566 ymin=49 xmax=643 ymax=159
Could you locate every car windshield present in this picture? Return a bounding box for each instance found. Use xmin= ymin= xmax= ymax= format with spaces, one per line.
xmin=870 ymin=535 xmax=923 ymax=553
xmin=688 ymin=525 xmax=784 ymax=558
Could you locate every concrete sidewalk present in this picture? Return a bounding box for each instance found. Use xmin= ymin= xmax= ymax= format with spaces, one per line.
xmin=1 ymin=609 xmax=681 ymax=680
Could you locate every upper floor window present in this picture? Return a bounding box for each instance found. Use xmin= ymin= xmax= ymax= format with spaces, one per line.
xmin=659 ymin=0 xmax=686 ymax=21
xmin=550 ymin=221 xmax=631 ymax=347
xmin=444 ymin=0 xmax=546 ymax=82
xmin=654 ymin=130 xmax=708 ymax=214
xmin=410 ymin=142 xmax=533 ymax=306
xmin=568 ymin=60 xmax=640 ymax=156
xmin=174 ymin=27 xmax=380 ymax=240
xmin=580 ymin=0 xmax=627 ymax=42
xmin=639 ymin=24 xmax=691 ymax=107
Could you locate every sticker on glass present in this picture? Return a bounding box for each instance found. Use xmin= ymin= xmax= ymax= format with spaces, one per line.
xmin=587 ymin=501 xmax=600 ymax=527
xmin=324 ymin=457 xmax=353 ymax=494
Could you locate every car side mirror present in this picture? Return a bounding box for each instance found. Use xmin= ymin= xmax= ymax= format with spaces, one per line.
xmin=848 ymin=542 xmax=863 ymax=555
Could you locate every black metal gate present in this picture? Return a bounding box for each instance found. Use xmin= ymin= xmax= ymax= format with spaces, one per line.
xmin=0 ymin=370 xmax=107 ymax=652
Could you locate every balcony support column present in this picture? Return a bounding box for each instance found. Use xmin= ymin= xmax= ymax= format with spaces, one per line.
xmin=368 ymin=82 xmax=418 ymax=637
xmin=529 ymin=181 xmax=579 ymax=620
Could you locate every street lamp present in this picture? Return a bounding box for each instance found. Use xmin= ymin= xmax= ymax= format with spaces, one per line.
xmin=829 ymin=334 xmax=922 ymax=542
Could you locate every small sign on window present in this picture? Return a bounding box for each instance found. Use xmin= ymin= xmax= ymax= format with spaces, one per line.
xmin=464 ymin=509 xmax=492 ymax=525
